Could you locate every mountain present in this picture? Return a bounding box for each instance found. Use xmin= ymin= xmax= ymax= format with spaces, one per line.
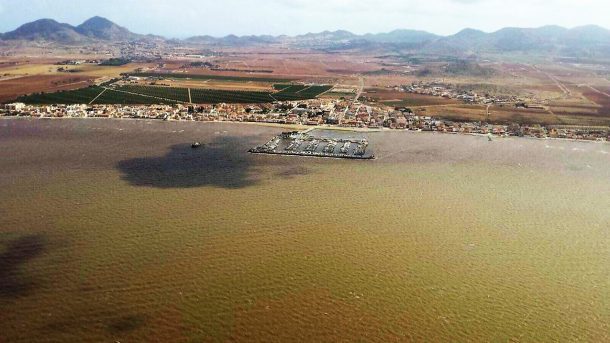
xmin=362 ymin=29 xmax=439 ymax=44
xmin=2 ymin=19 xmax=87 ymax=43
xmin=296 ymin=30 xmax=357 ymax=41
xmin=2 ymin=17 xmax=610 ymax=58
xmin=186 ymin=29 xmax=436 ymax=48
xmin=186 ymin=30 xmax=358 ymax=47
xmin=183 ymin=26 xmax=610 ymax=57
xmin=75 ymin=16 xmax=140 ymax=41
xmin=186 ymin=34 xmax=280 ymax=46
xmin=1 ymin=17 xmax=144 ymax=43
xmin=426 ymin=25 xmax=610 ymax=57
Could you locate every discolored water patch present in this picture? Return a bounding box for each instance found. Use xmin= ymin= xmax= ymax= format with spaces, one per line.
xmin=117 ymin=136 xmax=266 ymax=189
xmin=107 ymin=314 xmax=147 ymax=334
xmin=274 ymin=166 xmax=311 ymax=178
xmin=0 ymin=234 xmax=47 ymax=298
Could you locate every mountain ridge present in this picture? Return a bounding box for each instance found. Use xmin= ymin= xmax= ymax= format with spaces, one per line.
xmin=0 ymin=17 xmax=147 ymax=43
xmin=2 ymin=17 xmax=610 ymax=57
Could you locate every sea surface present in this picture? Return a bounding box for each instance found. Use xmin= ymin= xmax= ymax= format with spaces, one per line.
xmin=0 ymin=118 xmax=608 ymax=342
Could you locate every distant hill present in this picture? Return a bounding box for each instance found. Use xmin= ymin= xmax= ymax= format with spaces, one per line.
xmin=186 ymin=29 xmax=438 ymax=49
xmin=75 ymin=16 xmax=141 ymax=41
xmin=425 ymin=25 xmax=610 ymax=57
xmin=2 ymin=17 xmax=610 ymax=58
xmin=362 ymin=29 xmax=439 ymax=44
xmin=184 ymin=25 xmax=610 ymax=57
xmin=1 ymin=17 xmax=145 ymax=43
xmin=2 ymin=19 xmax=88 ymax=43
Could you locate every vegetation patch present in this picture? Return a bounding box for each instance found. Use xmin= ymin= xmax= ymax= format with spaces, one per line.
xmin=190 ymin=89 xmax=274 ymax=103
xmin=117 ymin=85 xmax=190 ymax=102
xmin=92 ymin=89 xmax=177 ymax=105
xmin=16 ymin=83 xmax=333 ymax=105
xmin=16 ymin=87 xmax=105 ymax=104
xmin=99 ymin=58 xmax=131 ymax=66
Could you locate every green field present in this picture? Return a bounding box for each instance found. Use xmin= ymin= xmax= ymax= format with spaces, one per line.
xmin=273 ymin=84 xmax=308 ymax=92
xmin=93 ymin=89 xmax=176 ymax=105
xmin=16 ymin=84 xmax=334 ymax=105
xmin=190 ymin=88 xmax=274 ymax=103
xmin=272 ymin=84 xmax=333 ymax=101
xmin=16 ymin=87 xmax=106 ymax=105
xmin=117 ymin=85 xmax=190 ymax=102
xmin=16 ymin=87 xmax=176 ymax=105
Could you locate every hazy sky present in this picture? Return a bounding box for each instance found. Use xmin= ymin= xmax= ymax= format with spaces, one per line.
xmin=0 ymin=0 xmax=608 ymax=38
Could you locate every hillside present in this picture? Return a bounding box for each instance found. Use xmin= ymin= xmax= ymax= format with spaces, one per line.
xmin=424 ymin=25 xmax=610 ymax=57
xmin=75 ymin=16 xmax=141 ymax=41
xmin=2 ymin=17 xmax=610 ymax=58
xmin=2 ymin=19 xmax=88 ymax=43
xmin=1 ymin=17 xmax=143 ymax=43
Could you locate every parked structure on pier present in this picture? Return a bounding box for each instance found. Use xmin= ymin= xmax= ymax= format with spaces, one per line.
xmin=249 ymin=131 xmax=374 ymax=160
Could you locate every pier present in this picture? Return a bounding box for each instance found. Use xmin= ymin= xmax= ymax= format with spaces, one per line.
xmin=249 ymin=131 xmax=375 ymax=160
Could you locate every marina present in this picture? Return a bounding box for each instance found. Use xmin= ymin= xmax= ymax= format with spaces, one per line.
xmin=249 ymin=130 xmax=375 ymax=159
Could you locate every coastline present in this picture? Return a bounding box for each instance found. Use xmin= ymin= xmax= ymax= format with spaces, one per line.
xmin=2 ymin=115 xmax=608 ymax=145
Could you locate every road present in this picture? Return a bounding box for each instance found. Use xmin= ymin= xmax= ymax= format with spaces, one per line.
xmin=532 ymin=65 xmax=571 ymax=96
xmin=89 ymin=88 xmax=107 ymax=105
xmin=583 ymin=84 xmax=610 ymax=98
xmin=354 ymin=76 xmax=364 ymax=104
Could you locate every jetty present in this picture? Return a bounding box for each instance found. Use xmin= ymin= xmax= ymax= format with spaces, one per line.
xmin=249 ymin=131 xmax=375 ymax=160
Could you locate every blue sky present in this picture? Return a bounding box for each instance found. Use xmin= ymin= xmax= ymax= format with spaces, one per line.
xmin=0 ymin=0 xmax=608 ymax=38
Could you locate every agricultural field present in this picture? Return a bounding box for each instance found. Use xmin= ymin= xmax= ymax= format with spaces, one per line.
xmin=190 ymin=88 xmax=274 ymax=103
xmin=15 ymin=86 xmax=176 ymax=105
xmin=131 ymin=72 xmax=295 ymax=83
xmin=13 ymin=83 xmax=334 ymax=105
xmin=362 ymin=88 xmax=460 ymax=107
xmin=272 ymin=84 xmax=333 ymax=101
xmin=0 ymin=58 xmax=152 ymax=79
xmin=15 ymin=87 xmax=106 ymax=105
xmin=117 ymin=85 xmax=190 ymax=102
xmin=92 ymin=89 xmax=176 ymax=105
xmin=298 ymin=85 xmax=333 ymax=97
xmin=161 ymin=79 xmax=273 ymax=91
xmin=273 ymin=84 xmax=304 ymax=91
xmin=207 ymin=51 xmax=382 ymax=77
xmin=0 ymin=75 xmax=94 ymax=103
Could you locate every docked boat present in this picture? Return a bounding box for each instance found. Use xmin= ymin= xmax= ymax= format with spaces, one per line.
xmin=340 ymin=142 xmax=351 ymax=154
xmin=192 ymin=142 xmax=202 ymax=149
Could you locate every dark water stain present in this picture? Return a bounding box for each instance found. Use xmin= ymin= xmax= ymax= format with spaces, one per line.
xmin=117 ymin=135 xmax=311 ymax=189
xmin=43 ymin=319 xmax=72 ymax=333
xmin=42 ymin=313 xmax=146 ymax=337
xmin=107 ymin=314 xmax=146 ymax=334
xmin=274 ymin=166 xmax=311 ymax=178
xmin=0 ymin=234 xmax=46 ymax=298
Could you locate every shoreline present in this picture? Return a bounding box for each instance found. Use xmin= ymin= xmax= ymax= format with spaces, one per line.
xmin=1 ymin=115 xmax=608 ymax=145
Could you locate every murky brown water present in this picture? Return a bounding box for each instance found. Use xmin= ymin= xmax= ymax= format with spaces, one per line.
xmin=0 ymin=118 xmax=608 ymax=342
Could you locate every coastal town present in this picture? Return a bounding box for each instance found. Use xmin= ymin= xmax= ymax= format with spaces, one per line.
xmin=400 ymin=81 xmax=522 ymax=105
xmin=2 ymin=5 xmax=610 ymax=342
xmin=3 ymin=99 xmax=609 ymax=142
